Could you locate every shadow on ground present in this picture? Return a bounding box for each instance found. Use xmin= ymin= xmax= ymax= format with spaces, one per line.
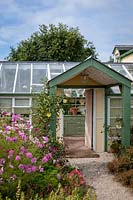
xmin=64 ymin=136 xmax=99 ymax=158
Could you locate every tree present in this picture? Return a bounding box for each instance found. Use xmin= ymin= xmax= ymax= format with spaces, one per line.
xmin=7 ymin=23 xmax=98 ymax=61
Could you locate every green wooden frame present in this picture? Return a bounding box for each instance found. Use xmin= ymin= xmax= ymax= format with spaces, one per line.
xmin=48 ymin=57 xmax=132 ymax=149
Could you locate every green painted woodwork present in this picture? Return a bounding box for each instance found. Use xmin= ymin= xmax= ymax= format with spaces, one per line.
xmin=48 ymin=57 xmax=131 ymax=88
xmin=119 ymin=49 xmax=133 ymax=59
xmin=104 ymin=88 xmax=108 ymax=151
xmin=122 ymin=85 xmax=131 ymax=147
xmin=64 ymin=115 xmax=85 ymax=136
xmin=49 ymin=86 xmax=57 ymax=138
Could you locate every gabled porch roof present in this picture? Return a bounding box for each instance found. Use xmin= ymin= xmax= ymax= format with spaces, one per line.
xmin=48 ymin=57 xmax=132 ymax=88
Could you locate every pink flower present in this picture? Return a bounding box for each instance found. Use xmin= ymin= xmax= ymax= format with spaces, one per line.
xmin=10 ymin=174 xmax=17 ymax=180
xmin=39 ymin=166 xmax=44 ymax=172
xmin=12 ymin=136 xmax=18 ymax=142
xmin=18 ymin=164 xmax=25 ymax=170
xmin=12 ymin=114 xmax=21 ymax=122
xmin=43 ymin=136 xmax=49 ymax=143
xmin=0 ymin=167 xmax=4 ymax=175
xmin=26 ymin=152 xmax=33 ymax=159
xmin=9 ymin=163 xmax=14 ymax=168
xmin=20 ymin=146 xmax=27 ymax=154
xmin=37 ymin=143 xmax=44 ymax=148
xmin=34 ymin=127 xmax=39 ymax=132
xmin=31 ymin=165 xmax=37 ymax=172
xmin=15 ymin=155 xmax=21 ymax=161
xmin=42 ymin=153 xmax=52 ymax=163
xmin=6 ymin=136 xmax=12 ymax=142
xmin=0 ymin=158 xmax=5 ymax=166
xmin=19 ymin=131 xmax=27 ymax=141
xmin=31 ymin=157 xmax=37 ymax=163
xmin=24 ymin=165 xmax=32 ymax=173
xmin=8 ymin=149 xmax=14 ymax=158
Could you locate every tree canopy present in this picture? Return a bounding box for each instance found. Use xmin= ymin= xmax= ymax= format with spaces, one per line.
xmin=7 ymin=23 xmax=98 ymax=61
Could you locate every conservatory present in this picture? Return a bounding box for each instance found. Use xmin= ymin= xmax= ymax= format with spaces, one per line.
xmin=0 ymin=58 xmax=133 ymax=152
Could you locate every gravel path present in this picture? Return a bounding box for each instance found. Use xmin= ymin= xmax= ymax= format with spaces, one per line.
xmin=68 ymin=153 xmax=133 ymax=200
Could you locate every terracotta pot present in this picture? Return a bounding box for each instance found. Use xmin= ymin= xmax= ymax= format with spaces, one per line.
xmin=69 ymin=107 xmax=78 ymax=115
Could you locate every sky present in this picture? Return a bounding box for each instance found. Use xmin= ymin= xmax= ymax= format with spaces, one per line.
xmin=0 ymin=0 xmax=133 ymax=62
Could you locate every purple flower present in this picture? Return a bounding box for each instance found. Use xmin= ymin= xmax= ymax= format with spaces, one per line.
xmin=20 ymin=146 xmax=27 ymax=154
xmin=15 ymin=155 xmax=21 ymax=161
xmin=8 ymin=149 xmax=14 ymax=157
xmin=31 ymin=157 xmax=37 ymax=163
xmin=0 ymin=167 xmax=4 ymax=175
xmin=24 ymin=165 xmax=32 ymax=173
xmin=26 ymin=152 xmax=33 ymax=159
xmin=39 ymin=166 xmax=44 ymax=172
xmin=12 ymin=114 xmax=21 ymax=122
xmin=37 ymin=143 xmax=44 ymax=148
xmin=42 ymin=153 xmax=52 ymax=163
xmin=31 ymin=165 xmax=37 ymax=172
xmin=18 ymin=164 xmax=25 ymax=170
xmin=42 ymin=136 xmax=49 ymax=143
xmin=10 ymin=174 xmax=17 ymax=180
xmin=19 ymin=131 xmax=27 ymax=141
xmin=0 ymin=158 xmax=5 ymax=166
xmin=12 ymin=136 xmax=18 ymax=142
xmin=6 ymin=136 xmax=12 ymax=142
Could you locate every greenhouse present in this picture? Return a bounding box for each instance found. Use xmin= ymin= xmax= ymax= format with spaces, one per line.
xmin=0 ymin=58 xmax=133 ymax=152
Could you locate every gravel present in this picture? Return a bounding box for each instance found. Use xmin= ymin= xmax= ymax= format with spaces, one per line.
xmin=68 ymin=153 xmax=133 ymax=200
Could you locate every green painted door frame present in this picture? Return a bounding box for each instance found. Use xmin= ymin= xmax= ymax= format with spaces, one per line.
xmin=122 ymin=85 xmax=131 ymax=147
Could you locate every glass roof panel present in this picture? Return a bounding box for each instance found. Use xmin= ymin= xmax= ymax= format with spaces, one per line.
xmin=0 ymin=63 xmax=16 ymax=93
xmin=15 ymin=64 xmax=31 ymax=93
xmin=32 ymin=63 xmax=47 ymax=84
xmin=108 ymin=64 xmax=131 ymax=80
xmin=49 ymin=63 xmax=64 ymax=73
xmin=64 ymin=62 xmax=78 ymax=70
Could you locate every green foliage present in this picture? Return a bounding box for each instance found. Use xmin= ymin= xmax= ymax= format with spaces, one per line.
xmin=108 ymin=146 xmax=133 ymax=190
xmin=32 ymin=84 xmax=63 ymax=136
xmin=0 ymin=183 xmax=96 ymax=200
xmin=7 ymin=23 xmax=98 ymax=61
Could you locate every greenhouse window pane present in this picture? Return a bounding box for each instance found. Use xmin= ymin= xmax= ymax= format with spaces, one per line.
xmin=15 ymin=64 xmax=31 ymax=93
xmin=14 ymin=108 xmax=30 ymax=114
xmin=33 ymin=64 xmax=47 ymax=84
xmin=49 ymin=63 xmax=64 ymax=74
xmin=15 ymin=98 xmax=29 ymax=106
xmin=109 ymin=64 xmax=130 ymax=79
xmin=0 ymin=98 xmax=12 ymax=107
xmin=110 ymin=99 xmax=122 ymax=107
xmin=0 ymin=64 xmax=16 ymax=93
xmin=110 ymin=108 xmax=122 ymax=117
xmin=31 ymin=85 xmax=43 ymax=92
xmin=64 ymin=62 xmax=78 ymax=70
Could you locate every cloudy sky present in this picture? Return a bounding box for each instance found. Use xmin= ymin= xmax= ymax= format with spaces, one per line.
xmin=0 ymin=0 xmax=133 ymax=61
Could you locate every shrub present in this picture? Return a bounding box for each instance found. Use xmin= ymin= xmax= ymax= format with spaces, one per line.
xmin=0 ymin=112 xmax=91 ymax=199
xmin=108 ymin=146 xmax=133 ymax=190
